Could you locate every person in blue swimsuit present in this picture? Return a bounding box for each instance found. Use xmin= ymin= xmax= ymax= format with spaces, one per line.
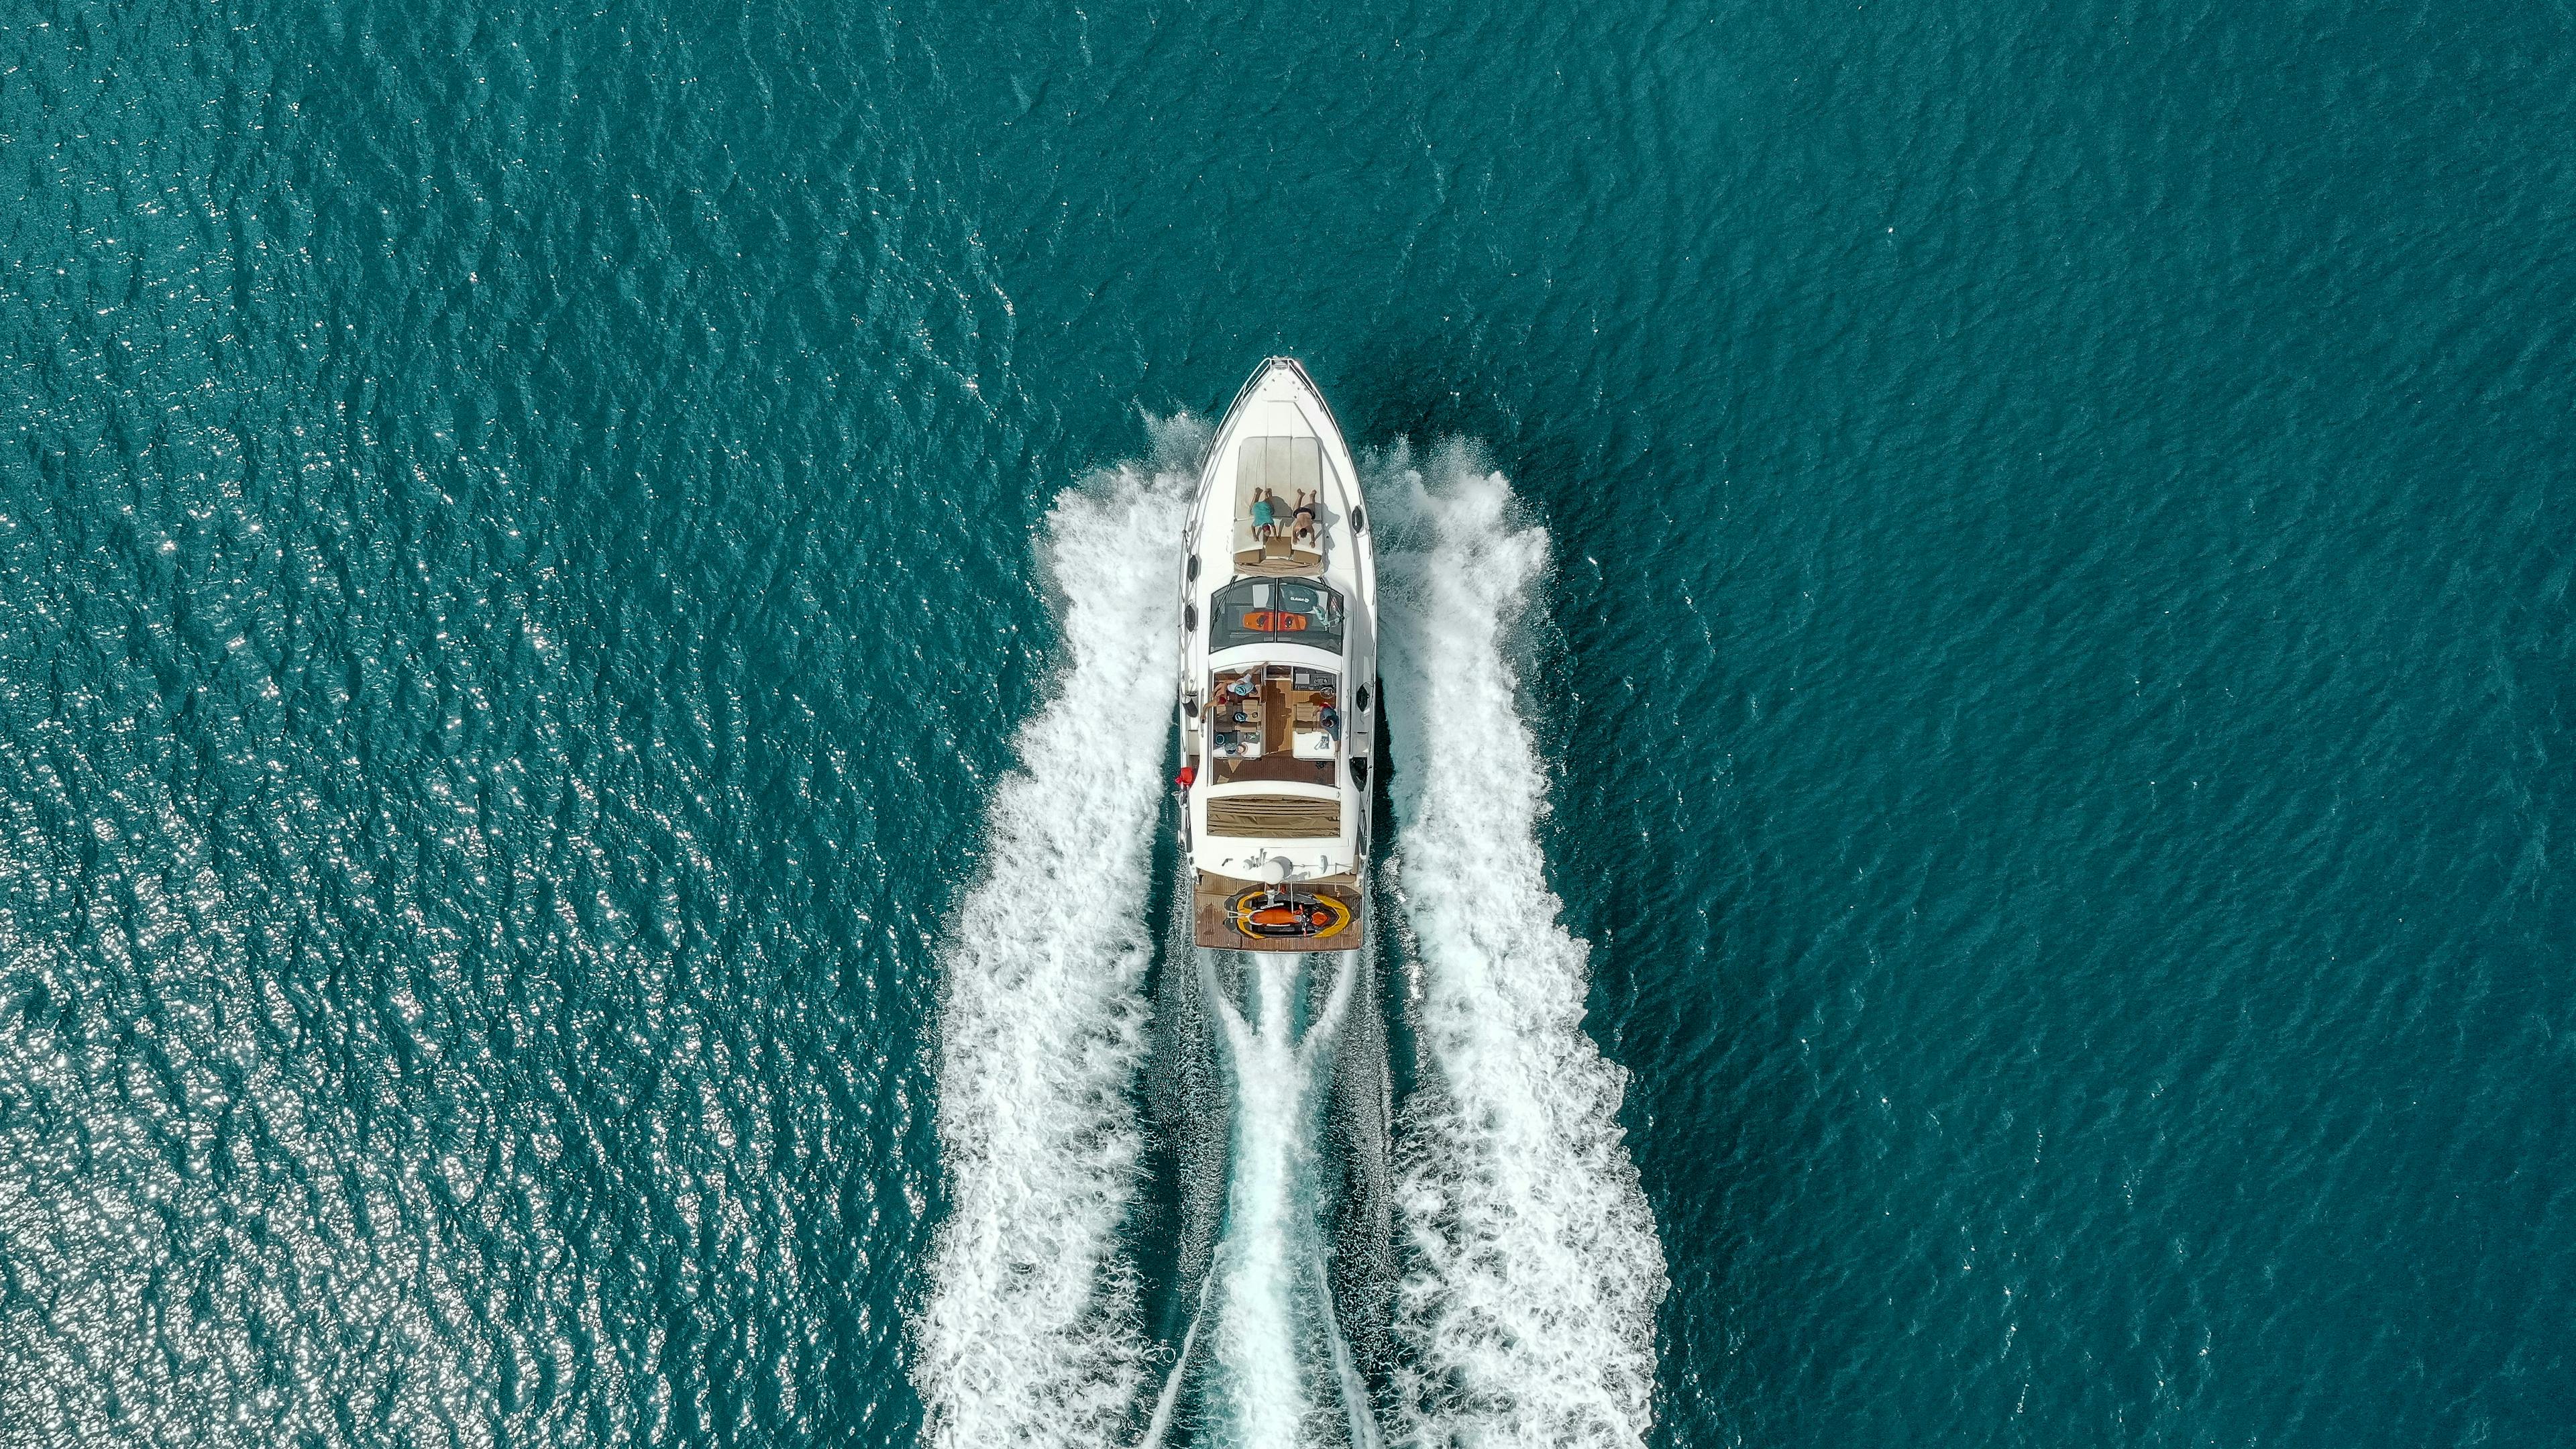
xmin=1249 ymin=488 xmax=1276 ymax=539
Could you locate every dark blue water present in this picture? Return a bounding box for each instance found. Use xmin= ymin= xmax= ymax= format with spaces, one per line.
xmin=4 ymin=1 xmax=2571 ymax=1445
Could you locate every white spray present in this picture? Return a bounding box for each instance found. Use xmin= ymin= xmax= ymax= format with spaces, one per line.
xmin=1210 ymin=953 xmax=1319 ymax=1448
xmin=1193 ymin=947 xmax=1381 ymax=1449
xmin=914 ymin=419 xmax=1203 ymax=1449
xmin=1374 ymin=441 xmax=1669 ymax=1448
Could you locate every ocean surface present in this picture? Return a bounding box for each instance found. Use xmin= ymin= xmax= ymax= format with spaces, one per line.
xmin=3 ymin=1 xmax=2571 ymax=1446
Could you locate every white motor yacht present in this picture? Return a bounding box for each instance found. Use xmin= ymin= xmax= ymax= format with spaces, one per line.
xmin=1176 ymin=358 xmax=1378 ymax=951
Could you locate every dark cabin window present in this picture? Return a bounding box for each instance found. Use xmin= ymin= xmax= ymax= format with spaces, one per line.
xmin=1211 ymin=579 xmax=1346 ymax=652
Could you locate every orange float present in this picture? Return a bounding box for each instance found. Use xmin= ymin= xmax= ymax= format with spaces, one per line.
xmin=1226 ymin=886 xmax=1352 ymax=941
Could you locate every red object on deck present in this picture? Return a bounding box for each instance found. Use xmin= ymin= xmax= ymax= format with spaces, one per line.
xmin=1175 ymin=765 xmax=1197 ymax=788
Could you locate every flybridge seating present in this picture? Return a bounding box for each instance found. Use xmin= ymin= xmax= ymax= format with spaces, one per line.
xmin=1232 ymin=435 xmax=1327 ymax=575
xmin=1205 ymin=663 xmax=1341 ymax=787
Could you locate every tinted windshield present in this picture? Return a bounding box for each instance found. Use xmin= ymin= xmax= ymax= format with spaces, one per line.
xmin=1212 ymin=578 xmax=1345 ymax=652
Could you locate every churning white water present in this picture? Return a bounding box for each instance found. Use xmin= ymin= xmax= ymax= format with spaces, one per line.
xmin=1199 ymin=949 xmax=1375 ymax=1449
xmin=1210 ymin=953 xmax=1321 ymax=1448
xmin=914 ymin=421 xmax=1202 ymax=1449
xmin=1373 ymin=441 xmax=1669 ymax=1448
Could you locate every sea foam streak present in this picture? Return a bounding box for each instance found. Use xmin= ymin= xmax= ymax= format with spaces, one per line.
xmin=1210 ymin=953 xmax=1324 ymax=1449
xmin=1199 ymin=950 xmax=1377 ymax=1449
xmin=914 ymin=421 xmax=1201 ymax=1448
xmin=1374 ymin=443 xmax=1668 ymax=1448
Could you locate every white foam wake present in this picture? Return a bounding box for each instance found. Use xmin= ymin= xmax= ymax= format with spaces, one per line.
xmin=1373 ymin=442 xmax=1669 ymax=1448
xmin=1202 ymin=949 xmax=1374 ymax=1449
xmin=914 ymin=419 xmax=1203 ymax=1448
xmin=1211 ymin=953 xmax=1321 ymax=1449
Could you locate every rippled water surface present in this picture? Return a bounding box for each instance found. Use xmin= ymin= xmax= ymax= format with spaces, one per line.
xmin=3 ymin=1 xmax=2571 ymax=1445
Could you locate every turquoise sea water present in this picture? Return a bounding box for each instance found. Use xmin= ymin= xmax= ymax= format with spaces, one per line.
xmin=5 ymin=1 xmax=2571 ymax=1445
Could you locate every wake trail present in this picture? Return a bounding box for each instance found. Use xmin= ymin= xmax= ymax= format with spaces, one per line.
xmin=1200 ymin=948 xmax=1379 ymax=1449
xmin=914 ymin=420 xmax=1204 ymax=1449
xmin=1373 ymin=442 xmax=1669 ymax=1448
xmin=1212 ymin=954 xmax=1311 ymax=1449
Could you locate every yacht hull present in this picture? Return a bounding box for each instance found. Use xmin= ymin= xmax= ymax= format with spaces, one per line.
xmin=1175 ymin=358 xmax=1378 ymax=953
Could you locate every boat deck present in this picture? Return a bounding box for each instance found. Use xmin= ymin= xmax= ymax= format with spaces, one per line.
xmin=1231 ymin=547 xmax=1324 ymax=576
xmin=1208 ymin=665 xmax=1342 ymax=788
xmin=1191 ymin=871 xmax=1366 ymax=952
